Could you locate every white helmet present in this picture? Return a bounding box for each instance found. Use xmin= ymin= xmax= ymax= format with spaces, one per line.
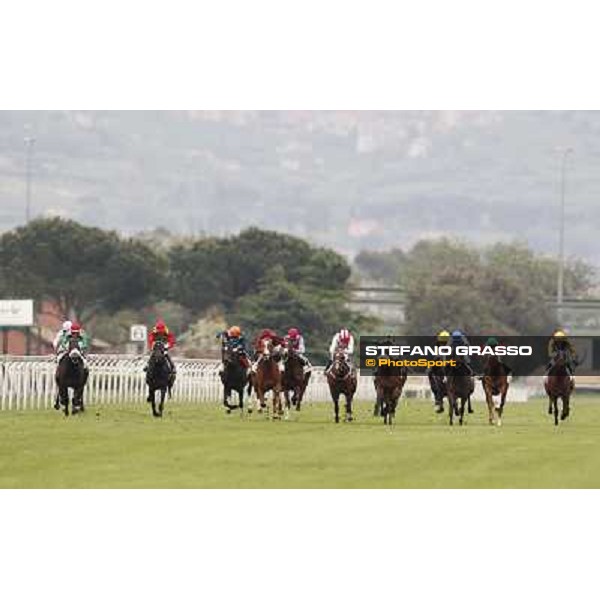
xmin=62 ymin=320 xmax=72 ymax=332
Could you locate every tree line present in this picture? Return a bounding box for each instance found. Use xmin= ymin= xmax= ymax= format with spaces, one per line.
xmin=355 ymin=240 xmax=595 ymax=335
xmin=0 ymin=218 xmax=371 ymax=360
xmin=1 ymin=218 xmax=594 ymax=360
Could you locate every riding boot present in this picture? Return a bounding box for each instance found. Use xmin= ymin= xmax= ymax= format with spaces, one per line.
xmin=166 ymin=354 xmax=177 ymax=374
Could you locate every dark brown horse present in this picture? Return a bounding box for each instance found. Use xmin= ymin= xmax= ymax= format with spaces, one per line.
xmin=221 ymin=345 xmax=250 ymax=414
xmin=374 ymin=363 xmax=407 ymax=426
xmin=326 ymin=350 xmax=357 ymax=423
xmin=55 ymin=337 xmax=88 ymax=416
xmin=282 ymin=348 xmax=311 ymax=412
xmin=445 ymin=358 xmax=475 ymax=426
xmin=481 ymin=355 xmax=510 ymax=426
xmin=544 ymin=349 xmax=574 ymax=426
xmin=146 ymin=340 xmax=175 ymax=418
xmin=251 ymin=337 xmax=285 ymax=419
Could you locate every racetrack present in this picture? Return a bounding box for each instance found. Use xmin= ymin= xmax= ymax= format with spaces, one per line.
xmin=1 ymin=397 xmax=600 ymax=488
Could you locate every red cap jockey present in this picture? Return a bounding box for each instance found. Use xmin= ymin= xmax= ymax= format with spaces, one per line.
xmin=148 ymin=320 xmax=176 ymax=350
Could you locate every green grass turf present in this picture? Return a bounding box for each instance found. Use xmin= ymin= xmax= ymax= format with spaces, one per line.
xmin=1 ymin=397 xmax=599 ymax=488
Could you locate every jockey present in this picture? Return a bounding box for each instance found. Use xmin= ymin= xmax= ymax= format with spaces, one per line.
xmin=284 ymin=327 xmax=312 ymax=373
xmin=485 ymin=336 xmax=513 ymax=376
xmin=57 ymin=321 xmax=90 ymax=370
xmin=449 ymin=328 xmax=474 ymax=375
xmin=325 ymin=328 xmax=355 ymax=374
xmin=251 ymin=328 xmax=286 ymax=373
xmin=546 ymin=329 xmax=578 ymax=379
xmin=52 ymin=320 xmax=72 ymax=353
xmin=436 ymin=329 xmax=450 ymax=345
xmin=147 ymin=320 xmax=177 ymax=374
xmin=428 ymin=330 xmax=451 ymax=413
xmin=217 ymin=326 xmax=251 ymax=376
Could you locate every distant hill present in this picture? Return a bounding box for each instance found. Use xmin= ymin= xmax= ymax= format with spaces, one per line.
xmin=1 ymin=110 xmax=598 ymax=262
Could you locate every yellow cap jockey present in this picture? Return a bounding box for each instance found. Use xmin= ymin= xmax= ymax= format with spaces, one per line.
xmin=437 ymin=330 xmax=450 ymax=343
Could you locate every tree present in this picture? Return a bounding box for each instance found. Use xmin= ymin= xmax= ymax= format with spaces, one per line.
xmin=0 ymin=218 xmax=167 ymax=321
xmin=402 ymin=238 xmax=595 ymax=336
xmin=169 ymin=226 xmax=354 ymax=313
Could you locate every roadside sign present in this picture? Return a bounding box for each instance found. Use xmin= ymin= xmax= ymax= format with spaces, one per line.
xmin=0 ymin=300 xmax=34 ymax=326
xmin=130 ymin=324 xmax=148 ymax=343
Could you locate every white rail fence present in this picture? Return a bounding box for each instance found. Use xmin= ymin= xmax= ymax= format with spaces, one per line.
xmin=0 ymin=355 xmax=533 ymax=411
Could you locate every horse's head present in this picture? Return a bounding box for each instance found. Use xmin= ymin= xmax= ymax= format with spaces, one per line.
xmin=151 ymin=340 xmax=167 ymax=363
xmin=331 ymin=349 xmax=350 ymax=378
xmin=260 ymin=337 xmax=273 ymax=357
xmin=550 ymin=348 xmax=569 ymax=372
xmin=67 ymin=337 xmax=83 ymax=364
xmin=224 ymin=344 xmax=241 ymax=365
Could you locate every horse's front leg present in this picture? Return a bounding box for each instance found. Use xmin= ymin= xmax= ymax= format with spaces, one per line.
xmin=459 ymin=397 xmax=466 ymax=426
xmin=158 ymin=388 xmax=166 ymax=417
xmin=150 ymin=389 xmax=159 ymax=417
xmin=333 ymin=394 xmax=340 ymax=423
xmin=60 ymin=387 xmax=69 ymax=416
xmin=485 ymin=389 xmax=494 ymax=425
xmin=497 ymin=387 xmax=508 ymax=425
xmin=561 ymin=395 xmax=570 ymax=420
xmin=447 ymin=391 xmax=455 ymax=426
xmin=223 ymin=385 xmax=233 ymax=412
xmin=553 ymin=397 xmax=559 ymax=426
xmin=467 ymin=395 xmax=474 ymax=414
xmin=344 ymin=394 xmax=353 ymax=422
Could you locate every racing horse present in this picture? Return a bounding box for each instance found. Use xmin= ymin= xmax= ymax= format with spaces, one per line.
xmin=282 ymin=347 xmax=311 ymax=412
xmin=545 ymin=348 xmax=574 ymax=426
xmin=374 ymin=362 xmax=407 ymax=426
xmin=251 ymin=337 xmax=285 ymax=419
xmin=55 ymin=337 xmax=89 ymax=416
xmin=221 ymin=344 xmax=251 ymax=414
xmin=146 ymin=340 xmax=175 ymax=417
xmin=481 ymin=355 xmax=510 ymax=426
xmin=428 ymin=364 xmax=447 ymax=414
xmin=326 ymin=349 xmax=357 ymax=423
xmin=445 ymin=357 xmax=475 ymax=426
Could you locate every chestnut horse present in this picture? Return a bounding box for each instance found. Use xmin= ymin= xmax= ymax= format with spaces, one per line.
xmin=545 ymin=349 xmax=574 ymax=426
xmin=374 ymin=362 xmax=407 ymax=426
xmin=326 ymin=350 xmax=357 ymax=423
xmin=481 ymin=355 xmax=510 ymax=426
xmin=251 ymin=337 xmax=285 ymax=419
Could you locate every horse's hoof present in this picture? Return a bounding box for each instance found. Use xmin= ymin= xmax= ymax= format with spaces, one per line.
xmin=345 ymin=415 xmax=353 ymax=423
xmin=435 ymin=406 xmax=444 ymax=414
xmin=468 ymin=408 xmax=474 ymax=414
xmin=548 ymin=408 xmax=553 ymax=415
xmin=335 ymin=417 xmax=340 ymax=423
xmin=54 ymin=403 xmax=60 ymax=411
xmin=226 ymin=409 xmax=231 ymax=415
xmin=497 ymin=419 xmax=502 ymax=427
